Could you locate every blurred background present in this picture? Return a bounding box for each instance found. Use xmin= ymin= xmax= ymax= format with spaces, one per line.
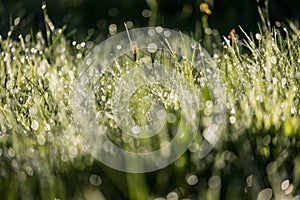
xmin=0 ymin=0 xmax=299 ymax=42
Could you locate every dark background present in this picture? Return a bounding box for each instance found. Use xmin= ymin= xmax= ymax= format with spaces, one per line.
xmin=0 ymin=0 xmax=299 ymax=41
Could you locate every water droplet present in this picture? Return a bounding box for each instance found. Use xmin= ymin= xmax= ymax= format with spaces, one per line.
xmin=291 ymin=107 xmax=297 ymax=115
xmin=89 ymin=174 xmax=102 ymax=186
xmin=147 ymin=42 xmax=158 ymax=53
xmin=206 ymin=100 xmax=213 ymax=108
xmin=142 ymin=9 xmax=151 ymax=18
xmin=270 ymin=56 xmax=277 ymax=64
xmin=166 ymin=113 xmax=177 ymax=123
xmin=30 ymin=47 xmax=37 ymax=54
xmin=166 ymin=192 xmax=178 ymax=200
xmin=8 ymin=147 xmax=15 ymax=158
xmin=61 ymin=154 xmax=68 ymax=162
xmin=246 ymin=174 xmax=253 ymax=187
xmin=256 ymin=95 xmax=264 ymax=102
xmin=125 ymin=21 xmax=134 ymax=29
xmin=109 ymin=24 xmax=117 ymax=35
xmin=281 ymin=179 xmax=289 ymax=190
xmin=272 ymin=77 xmax=278 ymax=84
xmin=76 ymin=53 xmax=82 ymax=59
xmin=205 ymin=28 xmax=212 ymax=35
xmin=44 ymin=123 xmax=51 ymax=131
xmin=213 ymin=54 xmax=219 ymax=59
xmin=27 ymin=147 xmax=35 ymax=157
xmin=31 ymin=120 xmax=39 ymax=131
xmin=14 ymin=17 xmax=21 ymax=26
xmin=148 ymin=29 xmax=155 ymax=36
xmin=37 ymin=134 xmax=46 ymax=145
xmin=25 ymin=34 xmax=31 ymax=42
xmin=208 ymin=176 xmax=221 ymax=189
xmin=164 ymin=30 xmax=171 ymax=37
xmin=266 ymin=161 xmax=277 ymax=175
xmin=69 ymin=146 xmax=78 ymax=158
xmin=117 ymin=45 xmax=122 ymax=50
xmin=131 ymin=126 xmax=140 ymax=135
xmin=191 ymin=43 xmax=197 ymax=49
xmin=229 ymin=116 xmax=236 ymax=124
xmin=257 ymin=188 xmax=272 ymax=200
xmin=255 ymin=33 xmax=262 ymax=41
xmin=187 ymin=174 xmax=198 ymax=185
xmin=155 ymin=26 xmax=163 ymax=33
xmin=263 ymin=135 xmax=271 ymax=145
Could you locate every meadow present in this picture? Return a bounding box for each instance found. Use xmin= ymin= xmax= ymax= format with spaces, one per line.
xmin=0 ymin=1 xmax=300 ymax=200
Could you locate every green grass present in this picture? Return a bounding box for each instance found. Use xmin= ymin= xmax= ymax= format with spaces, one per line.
xmin=0 ymin=5 xmax=300 ymax=200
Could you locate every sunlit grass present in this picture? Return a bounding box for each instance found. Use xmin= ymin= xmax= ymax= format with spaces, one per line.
xmin=0 ymin=17 xmax=96 ymax=199
xmin=0 ymin=4 xmax=300 ymax=200
xmin=219 ymin=20 xmax=300 ymax=199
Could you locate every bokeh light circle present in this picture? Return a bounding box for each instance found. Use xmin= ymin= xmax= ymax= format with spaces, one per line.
xmin=73 ymin=27 xmax=226 ymax=173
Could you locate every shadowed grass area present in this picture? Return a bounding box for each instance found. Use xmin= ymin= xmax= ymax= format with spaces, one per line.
xmin=0 ymin=3 xmax=300 ymax=200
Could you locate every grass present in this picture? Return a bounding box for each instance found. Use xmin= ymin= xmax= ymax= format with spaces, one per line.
xmin=0 ymin=3 xmax=300 ymax=200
